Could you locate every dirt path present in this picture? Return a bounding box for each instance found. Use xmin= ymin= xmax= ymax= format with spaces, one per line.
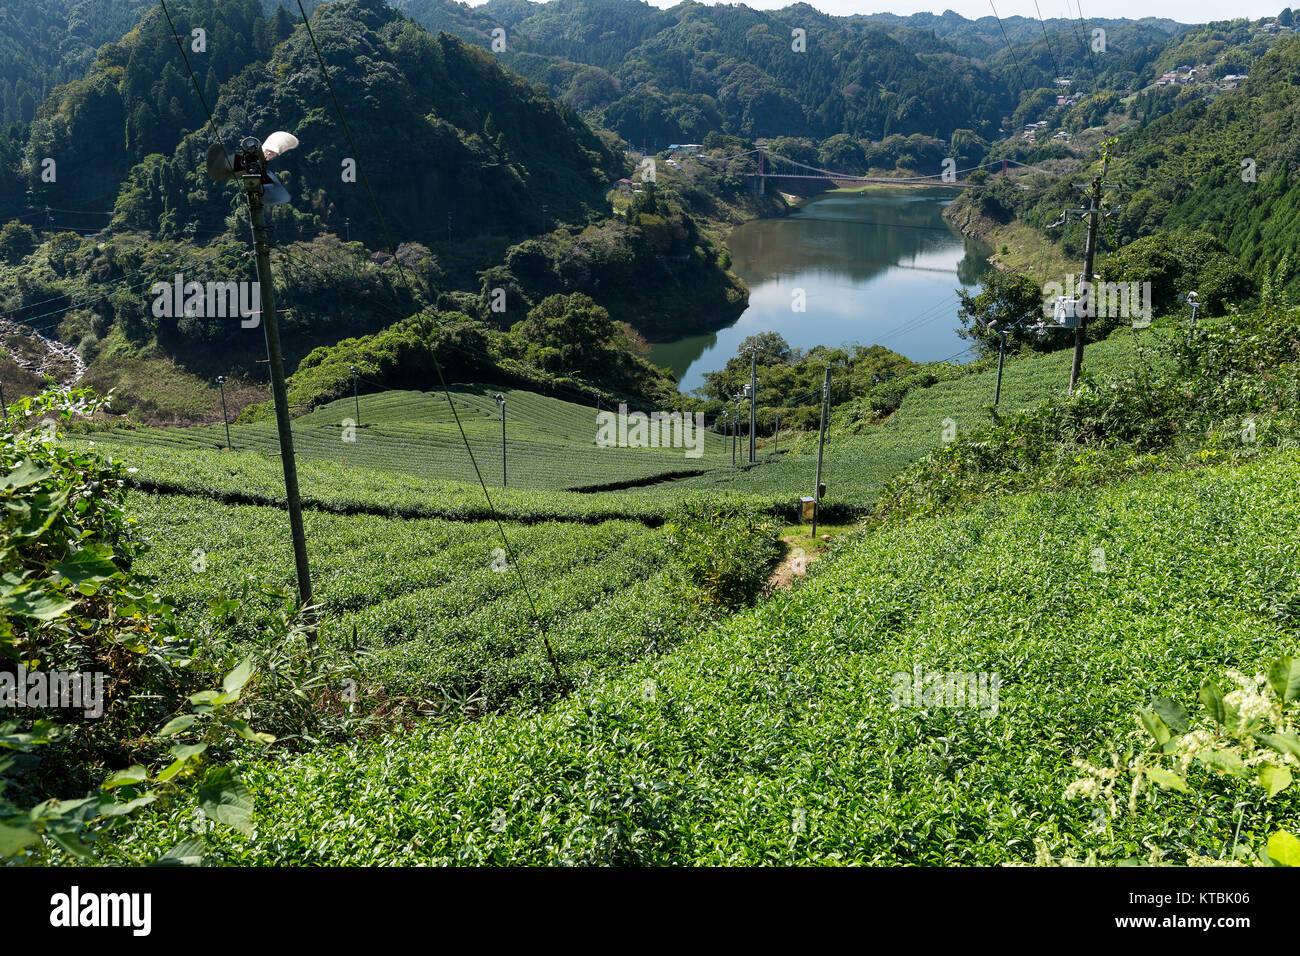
xmin=768 ymin=534 xmax=825 ymax=590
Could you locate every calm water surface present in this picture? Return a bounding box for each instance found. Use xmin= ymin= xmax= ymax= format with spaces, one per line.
xmin=649 ymin=191 xmax=992 ymax=393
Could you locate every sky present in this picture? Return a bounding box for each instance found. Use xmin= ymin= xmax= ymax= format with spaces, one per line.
xmin=467 ymin=1 xmax=1288 ymax=26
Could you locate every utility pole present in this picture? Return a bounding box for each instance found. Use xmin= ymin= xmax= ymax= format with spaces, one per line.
xmin=748 ymin=348 xmax=757 ymax=463
xmin=240 ymin=139 xmax=312 ymax=613
xmin=773 ymin=414 xmax=780 ymax=457
xmin=993 ymin=329 xmax=1008 ymax=407
xmin=0 ymin=380 xmax=7 ymax=423
xmin=350 ymin=364 xmax=360 ymax=426
xmin=216 ymin=375 xmax=232 ymax=449
xmin=1068 ymin=175 xmax=1102 ymax=394
xmin=811 ymin=367 xmax=830 ymax=538
xmin=343 ymin=217 xmax=350 ymax=242
xmin=731 ymin=407 xmax=737 ymax=465
xmin=495 ymin=393 xmax=507 ymax=487
xmin=1186 ymin=292 xmax=1200 ymax=346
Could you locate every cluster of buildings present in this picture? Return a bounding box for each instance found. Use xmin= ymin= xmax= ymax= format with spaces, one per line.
xmin=1155 ymin=64 xmax=1248 ymax=91
xmin=1257 ymin=19 xmax=1296 ymax=35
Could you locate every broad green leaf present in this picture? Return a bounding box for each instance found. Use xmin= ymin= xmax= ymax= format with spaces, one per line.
xmin=0 ymin=461 xmax=52 ymax=490
xmin=102 ymin=765 xmax=148 ymax=789
xmin=197 ymin=767 xmax=254 ymax=835
xmin=1259 ymin=764 xmax=1292 ymax=798
xmin=0 ymin=822 xmax=39 ymax=857
xmin=154 ymin=757 xmax=188 ymax=783
xmin=221 ymin=659 xmax=255 ymax=700
xmin=1151 ymin=698 xmax=1189 ymax=734
xmin=1146 ymin=767 xmax=1188 ymax=792
xmin=224 ymin=718 xmax=275 ymax=745
xmin=157 ymin=715 xmax=197 ymax=737
xmin=1198 ymin=680 xmax=1226 ymax=726
xmin=1140 ymin=708 xmax=1171 ymax=746
xmin=51 ymin=545 xmax=120 ymax=588
xmin=46 ymin=827 xmax=93 ymax=860
xmin=169 ymin=742 xmax=207 ymax=761
xmin=97 ymin=793 xmax=157 ymax=818
xmin=1196 ymin=748 xmax=1249 ymax=777
xmin=1267 ymin=830 xmax=1300 ymax=867
xmin=1267 ymin=657 xmax=1300 ymax=703
xmin=151 ymin=837 xmax=205 ymax=867
xmin=1256 ymin=731 xmax=1300 ymax=760
xmin=2 ymin=587 xmax=75 ymax=621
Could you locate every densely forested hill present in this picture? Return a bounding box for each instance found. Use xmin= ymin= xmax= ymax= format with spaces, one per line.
xmin=1107 ymin=35 xmax=1300 ymax=272
xmin=19 ymin=0 xmax=621 ymax=246
xmin=389 ymin=0 xmax=1008 ymax=143
xmin=0 ymin=0 xmax=154 ymax=126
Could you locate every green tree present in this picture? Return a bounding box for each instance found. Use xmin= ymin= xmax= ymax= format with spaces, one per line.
xmin=956 ymin=269 xmax=1044 ymax=353
xmin=0 ymin=221 xmax=37 ymax=264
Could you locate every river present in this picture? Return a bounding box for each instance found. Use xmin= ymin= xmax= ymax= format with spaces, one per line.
xmin=648 ymin=190 xmax=992 ymax=393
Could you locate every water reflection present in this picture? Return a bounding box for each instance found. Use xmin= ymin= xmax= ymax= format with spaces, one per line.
xmin=649 ymin=191 xmax=992 ymax=393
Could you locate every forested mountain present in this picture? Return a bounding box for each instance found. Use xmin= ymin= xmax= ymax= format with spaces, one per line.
xmin=0 ymin=0 xmax=154 ymax=126
xmin=1107 ymin=35 xmax=1300 ymax=274
xmin=18 ymin=0 xmax=620 ymax=246
xmin=389 ymin=0 xmax=1009 ymax=143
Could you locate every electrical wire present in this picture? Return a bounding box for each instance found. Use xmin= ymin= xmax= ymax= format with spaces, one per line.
xmin=290 ymin=0 xmax=563 ymax=687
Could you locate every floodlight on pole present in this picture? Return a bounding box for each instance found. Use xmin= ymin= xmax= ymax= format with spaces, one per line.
xmin=209 ymin=129 xmax=311 ymax=613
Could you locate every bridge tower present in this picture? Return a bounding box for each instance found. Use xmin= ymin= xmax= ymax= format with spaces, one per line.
xmin=755 ymin=139 xmax=766 ymax=195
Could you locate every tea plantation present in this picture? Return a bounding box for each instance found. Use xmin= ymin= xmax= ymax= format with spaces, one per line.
xmin=99 ymin=450 xmax=1300 ymax=865
xmin=14 ymin=309 xmax=1299 ymax=867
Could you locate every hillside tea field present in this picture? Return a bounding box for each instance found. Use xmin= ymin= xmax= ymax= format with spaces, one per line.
xmin=126 ymin=493 xmax=713 ymax=712
xmin=99 ymin=450 xmax=1300 ymax=865
xmin=629 ymin=325 xmax=1167 ymax=508
xmin=84 ymin=386 xmax=729 ymax=492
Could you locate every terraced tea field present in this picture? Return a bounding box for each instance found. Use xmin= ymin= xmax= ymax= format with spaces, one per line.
xmin=629 ymin=325 xmax=1170 ymax=509
xmin=87 ymin=386 xmax=729 ymax=492
xmin=128 ymin=492 xmax=707 ymax=711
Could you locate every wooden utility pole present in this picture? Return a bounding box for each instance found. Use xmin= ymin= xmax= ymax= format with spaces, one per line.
xmin=350 ymin=364 xmax=361 ymax=426
xmin=242 ymin=151 xmax=312 ymax=612
xmin=811 ymin=367 xmax=830 ymax=538
xmin=748 ymin=348 xmax=757 ymax=463
xmin=216 ymin=375 xmax=232 ymax=449
xmin=1069 ymin=175 xmax=1102 ymax=395
xmin=994 ymin=330 xmax=1008 ymax=407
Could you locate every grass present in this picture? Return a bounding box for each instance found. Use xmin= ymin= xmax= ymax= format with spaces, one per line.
xmin=98 ymin=448 xmax=1300 ymax=865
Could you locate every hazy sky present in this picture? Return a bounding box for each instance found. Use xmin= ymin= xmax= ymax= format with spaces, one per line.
xmin=465 ymin=1 xmax=1287 ymax=26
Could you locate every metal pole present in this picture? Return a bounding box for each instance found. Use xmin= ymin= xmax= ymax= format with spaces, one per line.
xmin=243 ymin=165 xmax=312 ymax=613
xmin=774 ymin=414 xmax=780 ymax=457
xmin=0 ymin=380 xmax=7 ymax=423
xmin=749 ymin=348 xmax=757 ymax=463
xmin=811 ymin=367 xmax=830 ymax=538
xmin=1069 ymin=175 xmax=1102 ymax=395
xmin=350 ymin=365 xmax=360 ymax=426
xmin=217 ymin=376 xmax=232 ymax=449
xmin=731 ymin=409 xmax=736 ymax=465
xmin=994 ymin=331 xmax=1007 ymax=406
xmin=497 ymin=395 xmax=507 ymax=488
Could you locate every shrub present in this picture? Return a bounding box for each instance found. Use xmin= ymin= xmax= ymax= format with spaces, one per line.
xmin=663 ymin=498 xmax=781 ymax=609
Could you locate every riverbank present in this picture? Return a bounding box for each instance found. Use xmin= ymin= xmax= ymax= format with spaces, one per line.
xmin=942 ymin=197 xmax=1074 ymax=284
